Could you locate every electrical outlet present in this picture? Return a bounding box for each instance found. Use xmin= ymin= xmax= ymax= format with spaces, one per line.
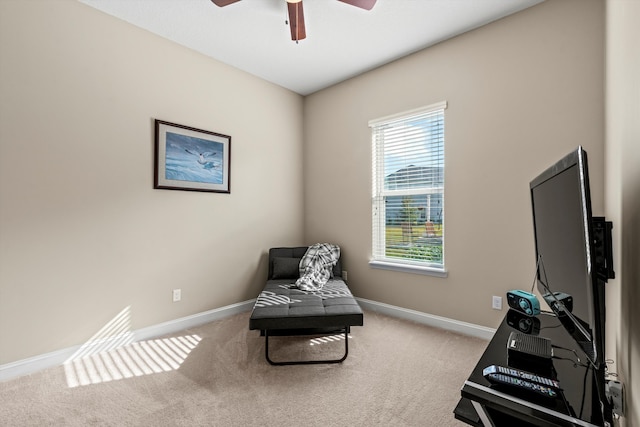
xmin=173 ymin=289 xmax=181 ymax=302
xmin=342 ymin=270 xmax=348 ymax=282
xmin=492 ymin=296 xmax=502 ymax=310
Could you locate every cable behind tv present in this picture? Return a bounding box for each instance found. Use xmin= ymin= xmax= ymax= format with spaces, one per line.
xmin=530 ymin=254 xmax=542 ymax=294
xmin=537 ymin=254 xmax=594 ymax=364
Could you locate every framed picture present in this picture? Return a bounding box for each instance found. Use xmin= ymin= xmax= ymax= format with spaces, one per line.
xmin=154 ymin=120 xmax=231 ymax=193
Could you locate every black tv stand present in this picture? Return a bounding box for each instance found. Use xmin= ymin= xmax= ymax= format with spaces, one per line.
xmin=454 ymin=310 xmax=612 ymax=426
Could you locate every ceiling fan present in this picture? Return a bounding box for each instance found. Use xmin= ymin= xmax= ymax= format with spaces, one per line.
xmin=210 ymin=0 xmax=377 ymax=42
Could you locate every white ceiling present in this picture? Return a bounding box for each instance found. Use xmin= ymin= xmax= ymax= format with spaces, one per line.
xmin=79 ymin=0 xmax=543 ymax=95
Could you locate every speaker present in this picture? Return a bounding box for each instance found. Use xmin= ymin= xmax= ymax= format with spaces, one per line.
xmin=550 ymin=292 xmax=573 ymax=313
xmin=506 ymin=290 xmax=540 ymax=316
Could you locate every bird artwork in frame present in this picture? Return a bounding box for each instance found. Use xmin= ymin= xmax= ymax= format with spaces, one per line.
xmin=154 ymin=119 xmax=231 ymax=193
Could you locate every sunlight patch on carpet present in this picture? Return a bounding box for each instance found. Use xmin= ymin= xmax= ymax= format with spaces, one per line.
xmin=309 ymin=334 xmax=352 ymax=346
xmin=62 ymin=306 xmax=201 ymax=388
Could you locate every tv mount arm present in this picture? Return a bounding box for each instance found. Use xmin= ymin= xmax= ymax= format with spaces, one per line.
xmin=592 ymin=217 xmax=615 ymax=282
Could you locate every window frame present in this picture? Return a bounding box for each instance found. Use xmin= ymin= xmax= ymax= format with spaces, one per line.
xmin=369 ymin=101 xmax=448 ymax=277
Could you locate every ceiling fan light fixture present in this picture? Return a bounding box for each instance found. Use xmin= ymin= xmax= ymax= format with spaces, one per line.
xmin=213 ymin=0 xmax=375 ymax=42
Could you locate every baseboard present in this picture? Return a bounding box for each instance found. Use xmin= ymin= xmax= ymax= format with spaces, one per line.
xmin=131 ymin=299 xmax=254 ymax=342
xmin=355 ymin=297 xmax=496 ymax=340
xmin=0 ymin=299 xmax=255 ymax=383
xmin=1 ymin=298 xmax=494 ymax=382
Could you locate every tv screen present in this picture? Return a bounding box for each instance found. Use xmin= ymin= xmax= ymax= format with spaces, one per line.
xmin=530 ymin=146 xmax=604 ymax=368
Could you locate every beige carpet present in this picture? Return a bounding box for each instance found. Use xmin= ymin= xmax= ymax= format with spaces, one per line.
xmin=0 ymin=309 xmax=488 ymax=426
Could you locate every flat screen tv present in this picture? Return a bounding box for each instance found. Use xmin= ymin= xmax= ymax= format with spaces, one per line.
xmin=529 ymin=146 xmax=605 ymax=368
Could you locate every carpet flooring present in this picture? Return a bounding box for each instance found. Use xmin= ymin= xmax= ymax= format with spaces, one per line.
xmin=0 ymin=309 xmax=488 ymax=426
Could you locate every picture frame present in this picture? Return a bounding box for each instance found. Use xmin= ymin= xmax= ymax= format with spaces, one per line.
xmin=154 ymin=119 xmax=231 ymax=193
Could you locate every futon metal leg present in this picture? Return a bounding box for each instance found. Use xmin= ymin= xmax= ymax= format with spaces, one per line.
xmin=264 ymin=329 xmax=349 ymax=366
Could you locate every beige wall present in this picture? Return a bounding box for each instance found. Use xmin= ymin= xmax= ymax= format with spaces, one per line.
xmin=2 ymin=3 xmax=632 ymax=413
xmin=606 ymin=1 xmax=640 ymax=425
xmin=0 ymin=0 xmax=304 ymax=364
xmin=304 ymin=0 xmax=605 ymax=329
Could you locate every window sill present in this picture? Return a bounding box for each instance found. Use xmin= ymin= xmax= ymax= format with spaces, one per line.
xmin=369 ymin=260 xmax=448 ymax=278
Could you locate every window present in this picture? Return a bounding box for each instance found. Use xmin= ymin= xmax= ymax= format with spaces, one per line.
xmin=370 ymin=101 xmax=447 ymax=276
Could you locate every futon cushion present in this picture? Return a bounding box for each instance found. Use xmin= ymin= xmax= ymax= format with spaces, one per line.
xmin=249 ymin=279 xmax=363 ymax=330
xmin=268 ymin=247 xmax=342 ymax=280
xmin=272 ymin=257 xmax=301 ymax=279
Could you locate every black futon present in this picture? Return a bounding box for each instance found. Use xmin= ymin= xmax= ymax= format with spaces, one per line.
xmin=249 ymin=246 xmax=364 ymax=365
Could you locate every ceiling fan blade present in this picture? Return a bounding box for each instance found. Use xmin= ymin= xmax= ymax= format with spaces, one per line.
xmin=287 ymin=1 xmax=306 ymax=41
xmin=337 ymin=0 xmax=377 ymax=10
xmin=210 ymin=0 xmax=242 ymax=7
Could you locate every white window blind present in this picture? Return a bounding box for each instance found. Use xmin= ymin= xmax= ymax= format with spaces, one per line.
xmin=370 ymin=101 xmax=446 ymax=272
